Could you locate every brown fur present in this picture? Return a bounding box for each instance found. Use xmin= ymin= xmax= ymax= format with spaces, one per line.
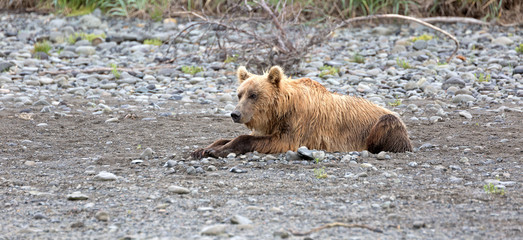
xmin=192 ymin=66 xmax=412 ymax=159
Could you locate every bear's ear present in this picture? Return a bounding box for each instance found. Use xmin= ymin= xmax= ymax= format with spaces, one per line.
xmin=237 ymin=66 xmax=252 ymax=84
xmin=267 ymin=66 xmax=283 ymax=86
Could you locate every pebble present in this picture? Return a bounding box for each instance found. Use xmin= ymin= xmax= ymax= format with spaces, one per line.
xmin=164 ymin=160 xmax=177 ymax=167
xmin=200 ymin=224 xmax=228 ymax=236
xmin=297 ymin=146 xmax=314 ymax=160
xmin=229 ymin=166 xmax=247 ymax=173
xmin=413 ymin=40 xmax=427 ymax=50
xmin=95 ymin=211 xmax=109 ymax=221
xmin=449 ymin=165 xmax=462 ymax=171
xmin=140 ymin=147 xmax=154 ymax=160
xmin=34 ymin=213 xmax=47 ymax=220
xmin=105 ymin=117 xmax=119 ymax=123
xmin=449 ymin=176 xmax=463 ymax=184
xmin=93 ymin=171 xmax=118 ymax=181
xmin=413 ymin=221 xmax=426 ymax=229
xmin=67 ymin=192 xmax=89 ymax=200
xmin=376 ymin=151 xmax=390 ymax=160
xmin=24 ymin=160 xmax=36 ymax=166
xmin=459 ymin=111 xmax=472 ymax=119
xmin=452 ymin=94 xmax=475 ymax=103
xmin=285 ymin=151 xmax=301 ymax=161
xmin=491 ymin=36 xmax=513 ymax=45
xmin=168 ymin=185 xmax=190 ymax=194
xmin=408 ymin=162 xmax=418 ymax=167
xmin=230 ymin=215 xmax=252 ymax=225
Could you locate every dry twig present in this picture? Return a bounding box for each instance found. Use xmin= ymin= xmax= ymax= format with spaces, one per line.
xmin=289 ymin=222 xmax=383 ymax=236
xmin=38 ymin=64 xmax=177 ymax=76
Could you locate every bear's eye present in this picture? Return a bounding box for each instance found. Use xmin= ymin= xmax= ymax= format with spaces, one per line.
xmin=248 ymin=93 xmax=257 ymax=99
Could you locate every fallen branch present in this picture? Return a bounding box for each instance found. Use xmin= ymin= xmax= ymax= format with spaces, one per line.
xmin=420 ymin=16 xmax=490 ymax=25
xmin=336 ymin=14 xmax=460 ymax=63
xmin=289 ymin=222 xmax=383 ymax=236
xmin=38 ymin=64 xmax=177 ymax=76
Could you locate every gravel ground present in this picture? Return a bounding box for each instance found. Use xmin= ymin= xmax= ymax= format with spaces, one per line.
xmin=0 ymin=11 xmax=522 ymax=239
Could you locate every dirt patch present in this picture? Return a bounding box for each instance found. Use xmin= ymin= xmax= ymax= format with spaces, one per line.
xmin=0 ymin=98 xmax=521 ymax=239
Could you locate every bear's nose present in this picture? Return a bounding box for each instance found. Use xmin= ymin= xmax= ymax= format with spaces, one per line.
xmin=231 ymin=111 xmax=241 ymax=123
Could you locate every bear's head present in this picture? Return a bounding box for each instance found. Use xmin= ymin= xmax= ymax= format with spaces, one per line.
xmin=231 ymin=66 xmax=284 ymax=128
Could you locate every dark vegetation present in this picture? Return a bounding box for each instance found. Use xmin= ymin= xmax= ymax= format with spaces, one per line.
xmin=1 ymin=0 xmax=521 ymax=24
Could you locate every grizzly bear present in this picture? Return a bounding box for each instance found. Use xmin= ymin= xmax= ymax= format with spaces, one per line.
xmin=192 ymin=66 xmax=412 ymax=159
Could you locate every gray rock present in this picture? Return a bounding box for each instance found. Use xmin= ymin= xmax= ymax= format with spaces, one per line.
xmin=513 ymin=66 xmax=523 ymax=75
xmin=408 ymin=162 xmax=418 ymax=167
xmin=413 ymin=40 xmax=427 ymax=50
xmin=452 ymin=94 xmax=475 ymax=103
xmin=49 ymin=19 xmax=67 ymax=29
xmin=376 ymin=151 xmax=390 ymax=160
xmin=356 ymin=172 xmax=368 ymax=178
xmin=33 ymin=99 xmax=50 ymax=106
xmin=67 ymin=192 xmax=89 ymax=200
xmin=59 ymin=50 xmax=78 ymax=59
xmin=80 ymin=14 xmax=102 ymax=28
xmin=449 ymin=176 xmax=463 ymax=184
xmin=168 ymin=185 xmax=190 ymax=194
xmin=186 ymin=166 xmax=196 ymax=175
xmin=297 ymin=146 xmax=314 ymax=160
xmin=413 ymin=220 xmax=426 ymax=229
xmin=391 ymin=45 xmax=407 ymax=54
xmin=100 ymin=83 xmax=117 ymax=89
xmin=93 ymin=171 xmax=118 ymax=181
xmin=442 ymin=77 xmax=465 ymax=90
xmin=459 ymin=111 xmax=472 ymax=119
xmin=491 ymin=37 xmax=513 ymax=45
xmin=0 ymin=62 xmax=14 ymax=72
xmin=164 ymin=160 xmax=177 ymax=167
xmin=75 ymin=46 xmax=96 ymax=56
xmin=229 ymin=166 xmax=247 ymax=173
xmin=201 ymin=224 xmax=228 ymax=236
xmin=285 ymin=150 xmax=300 ymax=161
xmin=140 ymin=147 xmax=154 ymax=160
xmin=449 ymin=165 xmax=462 ymax=171
xmin=94 ymin=211 xmax=109 ymax=221
xmin=33 ymin=212 xmax=47 ymax=219
xmin=231 ymin=215 xmax=252 ymax=225
xmin=360 ymin=150 xmax=369 ymax=158
xmin=312 ymin=151 xmax=325 ymax=161
xmin=273 ymin=231 xmax=290 ymax=239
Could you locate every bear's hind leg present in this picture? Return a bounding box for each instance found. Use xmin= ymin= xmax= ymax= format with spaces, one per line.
xmin=365 ymin=114 xmax=412 ymax=153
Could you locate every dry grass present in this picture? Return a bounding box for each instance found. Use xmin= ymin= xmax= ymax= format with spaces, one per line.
xmin=0 ymin=0 xmax=521 ymax=24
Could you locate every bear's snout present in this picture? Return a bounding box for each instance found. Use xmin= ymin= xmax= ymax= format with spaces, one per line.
xmin=231 ymin=111 xmax=242 ymax=123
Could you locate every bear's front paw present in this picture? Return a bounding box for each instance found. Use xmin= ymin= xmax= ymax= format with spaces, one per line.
xmin=191 ymin=148 xmax=210 ymax=159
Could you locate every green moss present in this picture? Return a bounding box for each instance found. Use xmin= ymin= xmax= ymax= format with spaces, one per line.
xmin=318 ymin=65 xmax=339 ymax=78
xmin=516 ymin=43 xmax=523 ymax=54
xmin=396 ymin=58 xmax=411 ymax=69
xmin=144 ymin=39 xmax=163 ymax=46
xmin=110 ymin=63 xmax=121 ymax=79
xmin=483 ymin=183 xmax=505 ymax=195
xmin=68 ymin=32 xmax=106 ymax=44
xmin=411 ymin=34 xmax=434 ymax=42
xmin=314 ymin=167 xmax=327 ymax=179
xmin=475 ymin=73 xmax=491 ymax=83
xmin=34 ymin=41 xmax=52 ymax=54
xmin=351 ymin=52 xmax=365 ymax=64
xmin=181 ymin=66 xmax=204 ymax=75
xmin=224 ymin=54 xmax=238 ymax=64
xmin=388 ymin=99 xmax=402 ymax=107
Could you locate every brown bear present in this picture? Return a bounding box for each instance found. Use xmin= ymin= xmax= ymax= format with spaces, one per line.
xmin=192 ymin=66 xmax=412 ymax=159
